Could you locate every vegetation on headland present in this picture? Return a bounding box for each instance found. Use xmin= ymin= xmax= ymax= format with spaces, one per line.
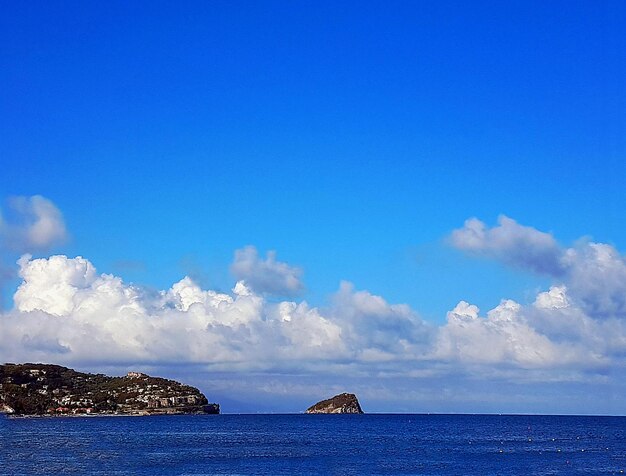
xmin=0 ymin=363 xmax=219 ymax=416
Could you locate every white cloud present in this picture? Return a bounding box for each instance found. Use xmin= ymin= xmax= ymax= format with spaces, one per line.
xmin=230 ymin=246 xmax=303 ymax=296
xmin=440 ymin=215 xmax=626 ymax=380
xmin=533 ymin=285 xmax=570 ymax=310
xmin=329 ymin=281 xmax=432 ymax=361
xmin=450 ymin=215 xmax=565 ymax=276
xmin=563 ymin=243 xmax=626 ymax=319
xmin=0 ymin=195 xmax=67 ymax=252
xmin=434 ymin=297 xmax=602 ymax=369
xmin=15 ymin=254 xmax=97 ymax=316
xmin=451 ymin=216 xmax=626 ymax=320
xmin=0 ymin=255 xmax=353 ymax=367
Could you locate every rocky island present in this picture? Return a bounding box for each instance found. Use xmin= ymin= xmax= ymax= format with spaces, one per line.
xmin=0 ymin=363 xmax=219 ymax=416
xmin=305 ymin=392 xmax=364 ymax=414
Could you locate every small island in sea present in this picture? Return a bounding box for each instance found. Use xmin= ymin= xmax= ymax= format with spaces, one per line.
xmin=305 ymin=393 xmax=364 ymax=414
xmin=0 ymin=363 xmax=219 ymax=417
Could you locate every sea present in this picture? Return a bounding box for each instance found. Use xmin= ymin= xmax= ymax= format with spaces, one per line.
xmin=1 ymin=414 xmax=625 ymax=475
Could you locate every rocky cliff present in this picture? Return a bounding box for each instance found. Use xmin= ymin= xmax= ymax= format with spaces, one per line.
xmin=0 ymin=363 xmax=219 ymax=416
xmin=305 ymin=393 xmax=364 ymax=414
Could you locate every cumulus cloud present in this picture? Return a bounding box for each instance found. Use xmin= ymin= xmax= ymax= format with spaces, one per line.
xmin=230 ymin=246 xmax=303 ymax=296
xmin=437 ymin=214 xmax=626 ymax=382
xmin=0 ymin=195 xmax=67 ymax=252
xmin=2 ymin=254 xmax=410 ymax=369
xmin=434 ymin=298 xmax=602 ymax=369
xmin=451 ymin=216 xmax=626 ymax=321
xmin=450 ymin=215 xmax=565 ymax=276
xmin=329 ymin=282 xmax=432 ymax=362
xmin=563 ymin=243 xmax=626 ymax=319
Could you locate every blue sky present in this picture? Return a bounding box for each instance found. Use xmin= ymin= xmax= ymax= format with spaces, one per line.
xmin=1 ymin=1 xmax=626 ymax=413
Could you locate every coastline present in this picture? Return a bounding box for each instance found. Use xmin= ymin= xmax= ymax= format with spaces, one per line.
xmin=2 ymin=404 xmax=219 ymax=419
xmin=4 ymin=411 xmax=217 ymax=419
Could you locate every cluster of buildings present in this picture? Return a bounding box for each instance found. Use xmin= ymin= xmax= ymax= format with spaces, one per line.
xmin=146 ymin=395 xmax=202 ymax=409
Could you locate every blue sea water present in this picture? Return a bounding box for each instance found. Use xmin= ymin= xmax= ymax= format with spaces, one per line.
xmin=1 ymin=414 xmax=625 ymax=475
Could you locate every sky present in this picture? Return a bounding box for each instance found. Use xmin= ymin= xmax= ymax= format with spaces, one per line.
xmin=1 ymin=1 xmax=626 ymax=414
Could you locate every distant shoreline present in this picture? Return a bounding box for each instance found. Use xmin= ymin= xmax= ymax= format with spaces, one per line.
xmin=4 ymin=411 xmax=216 ymax=419
xmin=4 ymin=412 xmax=626 ymax=419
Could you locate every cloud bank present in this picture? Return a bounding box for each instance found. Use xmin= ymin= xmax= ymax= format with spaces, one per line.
xmin=3 ymin=217 xmax=626 ymax=382
xmin=1 ymin=254 xmax=428 ymax=371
